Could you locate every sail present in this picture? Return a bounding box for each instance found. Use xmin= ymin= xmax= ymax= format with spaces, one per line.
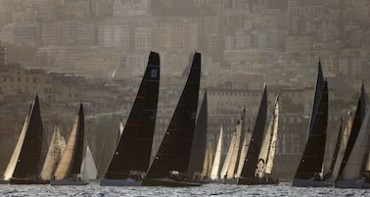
xmin=309 ymin=61 xmax=324 ymax=132
xmin=40 ymin=126 xmax=64 ymax=180
xmin=11 ymin=95 xmax=45 ymax=180
xmin=235 ymin=128 xmax=252 ymax=178
xmin=54 ymin=104 xmax=85 ymax=180
xmin=258 ymin=96 xmax=279 ymax=177
xmin=3 ymin=115 xmax=29 ymax=181
xmin=188 ymin=91 xmax=208 ymax=176
xmin=201 ymin=142 xmax=213 ymax=178
xmin=104 ymin=52 xmax=160 ymax=180
xmin=337 ymin=82 xmax=367 ymax=179
xmin=81 ymin=146 xmax=98 ymax=181
xmin=341 ymin=107 xmax=370 ymax=180
xmin=324 ymin=118 xmax=343 ymax=179
xmin=146 ymin=52 xmax=201 ymax=179
xmin=331 ymin=113 xmax=353 ymax=180
xmin=226 ymin=122 xmax=242 ymax=179
xmin=220 ymin=126 xmax=238 ymax=179
xmin=239 ymin=85 xmax=268 ymax=180
xmin=210 ymin=126 xmax=223 ymax=180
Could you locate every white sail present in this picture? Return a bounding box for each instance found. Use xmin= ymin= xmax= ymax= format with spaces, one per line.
xmin=264 ymin=98 xmax=279 ymax=175
xmin=225 ymin=123 xmax=242 ymax=179
xmin=220 ymin=128 xmax=237 ymax=179
xmin=210 ymin=126 xmax=223 ymax=180
xmin=331 ymin=113 xmax=353 ymax=180
xmin=201 ymin=142 xmax=213 ymax=178
xmin=341 ymin=108 xmax=370 ymax=180
xmin=58 ymin=132 xmax=67 ymax=156
xmin=81 ymin=146 xmax=98 ymax=181
xmin=3 ymin=115 xmax=29 ymax=181
xmin=54 ymin=118 xmax=79 ymax=180
xmin=235 ymin=128 xmax=252 ymax=178
xmin=40 ymin=127 xmax=60 ymax=180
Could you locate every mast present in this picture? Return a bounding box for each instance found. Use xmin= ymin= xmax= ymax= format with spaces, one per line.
xmin=210 ymin=126 xmax=223 ymax=180
xmin=54 ymin=104 xmax=85 ymax=180
xmin=294 ymin=77 xmax=328 ymax=180
xmin=145 ymin=52 xmax=201 ymax=179
xmin=337 ymin=82 xmax=367 ymax=179
xmin=239 ymin=84 xmax=268 ymax=181
xmin=11 ymin=95 xmax=45 ymax=181
xmin=188 ymin=90 xmax=208 ymax=176
xmin=104 ymin=52 xmax=160 ymax=180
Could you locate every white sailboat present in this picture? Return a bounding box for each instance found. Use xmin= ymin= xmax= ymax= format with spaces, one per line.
xmin=210 ymin=126 xmax=223 ymax=180
xmin=336 ymin=107 xmax=370 ymax=188
xmin=220 ymin=122 xmax=241 ymax=180
xmin=201 ymin=142 xmax=213 ymax=179
xmin=40 ymin=126 xmax=65 ymax=181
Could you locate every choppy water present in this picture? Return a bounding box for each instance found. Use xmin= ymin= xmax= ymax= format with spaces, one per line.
xmin=0 ymin=183 xmax=369 ymax=197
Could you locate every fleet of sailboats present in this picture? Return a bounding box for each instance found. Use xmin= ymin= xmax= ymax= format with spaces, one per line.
xmin=0 ymin=54 xmax=369 ymax=189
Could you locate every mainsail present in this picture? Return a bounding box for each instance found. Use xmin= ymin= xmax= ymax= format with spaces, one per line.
xmin=235 ymin=128 xmax=252 ymax=178
xmin=239 ymin=84 xmax=268 ymax=181
xmin=210 ymin=126 xmax=223 ymax=180
xmin=293 ymin=65 xmax=328 ymax=181
xmin=201 ymin=142 xmax=213 ymax=178
xmin=188 ymin=91 xmax=208 ymax=176
xmin=220 ymin=123 xmax=239 ymax=179
xmin=4 ymin=95 xmax=45 ymax=182
xmin=104 ymin=52 xmax=160 ymax=180
xmin=337 ymin=82 xmax=367 ymax=179
xmin=145 ymin=52 xmax=201 ymax=179
xmin=54 ymin=104 xmax=85 ymax=181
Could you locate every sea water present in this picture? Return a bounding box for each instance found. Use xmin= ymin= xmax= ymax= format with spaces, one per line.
xmin=0 ymin=183 xmax=369 ymax=197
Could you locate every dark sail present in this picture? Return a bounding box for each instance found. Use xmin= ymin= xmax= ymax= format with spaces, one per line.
xmin=70 ymin=104 xmax=85 ymax=177
xmin=294 ymin=79 xmax=328 ymax=180
xmin=239 ymin=85 xmax=267 ymax=180
xmin=326 ymin=118 xmax=343 ymax=179
xmin=337 ymin=82 xmax=367 ymax=179
xmin=309 ymin=61 xmax=324 ymax=131
xmin=188 ymin=90 xmax=208 ymax=176
xmin=146 ymin=52 xmax=201 ymax=179
xmin=104 ymin=52 xmax=160 ymax=179
xmin=12 ymin=95 xmax=45 ymax=180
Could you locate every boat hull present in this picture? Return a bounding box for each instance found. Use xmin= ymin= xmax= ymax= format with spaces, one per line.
xmin=141 ymin=178 xmax=201 ymax=187
xmin=50 ymin=179 xmax=89 ymax=186
xmin=238 ymin=177 xmax=279 ymax=185
xmin=292 ymin=178 xmax=333 ymax=187
xmin=100 ymin=178 xmax=141 ymax=186
xmin=9 ymin=178 xmax=49 ymax=185
xmin=336 ymin=179 xmax=370 ymax=189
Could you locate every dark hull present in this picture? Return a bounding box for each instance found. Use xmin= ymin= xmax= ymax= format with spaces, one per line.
xmin=292 ymin=178 xmax=333 ymax=187
xmin=141 ymin=178 xmax=201 ymax=187
xmin=50 ymin=179 xmax=89 ymax=186
xmin=10 ymin=178 xmax=49 ymax=185
xmin=238 ymin=177 xmax=279 ymax=185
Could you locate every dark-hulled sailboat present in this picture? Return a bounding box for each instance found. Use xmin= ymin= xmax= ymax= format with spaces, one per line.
xmin=292 ymin=62 xmax=330 ymax=187
xmin=238 ymin=85 xmax=275 ymax=185
xmin=101 ymin=52 xmax=160 ymax=186
xmin=51 ymin=104 xmax=89 ymax=185
xmin=336 ymin=82 xmax=370 ymax=188
xmin=141 ymin=52 xmax=201 ymax=187
xmin=3 ymin=95 xmax=48 ymax=184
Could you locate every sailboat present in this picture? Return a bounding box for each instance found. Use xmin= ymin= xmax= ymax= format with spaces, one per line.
xmin=40 ymin=126 xmax=66 ymax=181
xmin=336 ymin=82 xmax=370 ymax=188
xmin=323 ymin=119 xmax=343 ymax=181
xmin=292 ymin=62 xmax=330 ymax=187
xmin=188 ymin=91 xmax=208 ymax=180
xmin=3 ymin=95 xmax=48 ymax=184
xmin=101 ymin=51 xmax=160 ymax=186
xmin=238 ymin=86 xmax=280 ymax=185
xmin=209 ymin=126 xmax=224 ymax=180
xmin=201 ymin=142 xmax=214 ymax=179
xmin=51 ymin=104 xmax=91 ymax=186
xmin=141 ymin=52 xmax=201 ymax=187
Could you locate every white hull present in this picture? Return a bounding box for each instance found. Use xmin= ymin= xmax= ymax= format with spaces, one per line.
xmin=336 ymin=179 xmax=370 ymax=189
xmin=292 ymin=178 xmax=333 ymax=187
xmin=100 ymin=178 xmax=141 ymax=186
xmin=50 ymin=179 xmax=89 ymax=186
